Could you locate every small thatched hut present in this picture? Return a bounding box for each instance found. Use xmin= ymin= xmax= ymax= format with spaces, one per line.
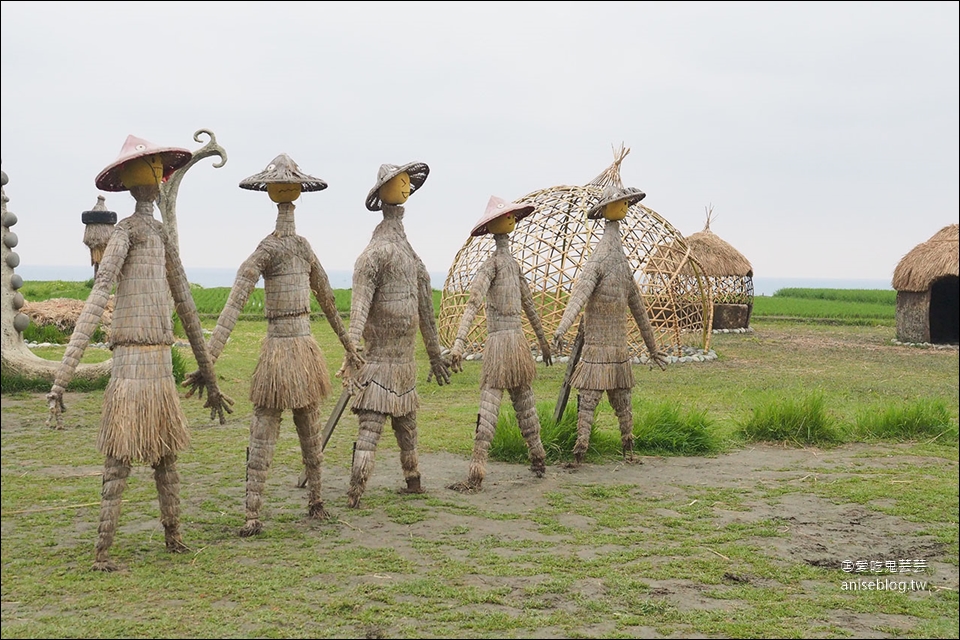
xmin=892 ymin=223 xmax=959 ymax=345
xmin=684 ymin=206 xmax=754 ymax=330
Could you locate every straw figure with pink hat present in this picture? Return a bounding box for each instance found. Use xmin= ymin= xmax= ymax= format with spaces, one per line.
xmin=446 ymin=195 xmax=553 ymax=492
xmin=551 ymin=184 xmax=667 ymax=466
xmin=45 ymin=135 xmax=234 ymax=571
xmin=183 ymin=154 xmax=365 ymax=536
xmin=341 ymin=161 xmax=453 ymax=509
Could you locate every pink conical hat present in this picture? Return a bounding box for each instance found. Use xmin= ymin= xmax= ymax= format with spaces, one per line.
xmin=470 ymin=195 xmax=535 ymax=236
xmin=95 ymin=135 xmax=192 ymax=192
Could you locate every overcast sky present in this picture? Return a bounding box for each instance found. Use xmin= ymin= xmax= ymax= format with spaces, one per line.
xmin=2 ymin=1 xmax=957 ymax=286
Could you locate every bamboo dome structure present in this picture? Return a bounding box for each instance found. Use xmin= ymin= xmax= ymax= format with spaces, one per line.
xmin=892 ymin=223 xmax=958 ymax=344
xmin=438 ymin=146 xmax=712 ymax=359
xmin=684 ymin=205 xmax=754 ymax=330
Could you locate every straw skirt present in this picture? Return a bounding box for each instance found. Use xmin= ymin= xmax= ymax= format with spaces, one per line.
xmin=250 ymin=335 xmax=331 ymax=409
xmin=97 ymin=344 xmax=189 ymax=465
xmin=481 ymin=329 xmax=536 ymax=389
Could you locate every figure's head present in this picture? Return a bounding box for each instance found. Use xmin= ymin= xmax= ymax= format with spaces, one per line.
xmin=365 ymin=162 xmax=430 ymax=211
xmin=239 ymin=153 xmax=327 ymax=202
xmin=380 ymin=171 xmax=411 ymax=206
xmin=95 ymin=135 xmax=192 ymax=192
xmin=470 ymin=195 xmax=535 ymax=236
xmin=119 ymin=154 xmax=165 ymax=189
xmin=585 ymin=184 xmax=646 ymax=221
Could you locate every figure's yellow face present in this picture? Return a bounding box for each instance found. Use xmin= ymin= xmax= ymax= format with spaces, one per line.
xmin=119 ymin=154 xmax=164 ymax=189
xmin=487 ymin=212 xmax=516 ymax=234
xmin=379 ymin=171 xmax=411 ymax=205
xmin=603 ymin=199 xmax=629 ymax=221
xmin=267 ymin=183 xmax=302 ymax=203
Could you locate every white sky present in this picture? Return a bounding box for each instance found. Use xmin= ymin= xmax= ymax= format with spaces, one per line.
xmin=2 ymin=1 xmax=957 ymax=283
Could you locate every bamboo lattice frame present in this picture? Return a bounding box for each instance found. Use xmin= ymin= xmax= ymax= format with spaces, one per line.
xmin=438 ymin=146 xmax=713 ymax=357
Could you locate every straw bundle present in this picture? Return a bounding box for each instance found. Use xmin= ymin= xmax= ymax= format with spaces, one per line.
xmin=439 ymin=145 xmax=711 ymax=358
xmin=81 ymin=196 xmax=117 ymax=274
xmin=21 ymin=296 xmax=114 ymax=334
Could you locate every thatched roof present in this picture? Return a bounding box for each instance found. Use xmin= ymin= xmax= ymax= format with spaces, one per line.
xmin=892 ymin=223 xmax=959 ymax=292
xmin=684 ymin=207 xmax=753 ymax=277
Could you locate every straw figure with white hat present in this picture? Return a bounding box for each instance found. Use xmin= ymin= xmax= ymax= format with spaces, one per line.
xmin=341 ymin=161 xmax=453 ymax=508
xmin=446 ymin=195 xmax=553 ymax=492
xmin=45 ymin=135 xmax=234 ymax=571
xmin=183 ymin=153 xmax=365 ymax=536
xmin=551 ymin=184 xmax=667 ymax=466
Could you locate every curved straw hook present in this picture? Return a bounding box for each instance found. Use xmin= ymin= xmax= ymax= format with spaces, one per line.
xmin=158 ymin=129 xmax=228 ymax=245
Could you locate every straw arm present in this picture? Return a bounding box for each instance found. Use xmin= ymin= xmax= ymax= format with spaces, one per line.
xmin=453 ymin=258 xmax=494 ymax=348
xmin=519 ymin=272 xmax=551 ymax=359
xmin=50 ymin=228 xmax=127 ymax=394
xmin=166 ymin=239 xmax=233 ymax=422
xmin=347 ymin=258 xmax=377 ymax=348
xmin=554 ymin=259 xmax=600 ymax=341
xmin=627 ymin=282 xmax=659 ymax=354
xmin=309 ymin=255 xmax=361 ymax=366
xmin=418 ymin=259 xmax=451 ymax=385
xmin=208 ymin=252 xmax=264 ymax=361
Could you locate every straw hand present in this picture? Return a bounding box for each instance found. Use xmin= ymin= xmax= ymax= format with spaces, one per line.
xmin=551 ymin=333 xmax=565 ymax=356
xmin=181 ymin=369 xmax=205 ymax=399
xmin=649 ymin=349 xmax=668 ymax=371
xmin=448 ymin=339 xmax=464 ymax=373
xmin=336 ymin=353 xmax=364 ymax=394
xmin=539 ymin=339 xmax=553 ymax=367
xmin=426 ymin=354 xmax=452 ymax=386
xmin=204 ymin=382 xmax=234 ymax=424
xmin=45 ymin=385 xmax=66 ymax=430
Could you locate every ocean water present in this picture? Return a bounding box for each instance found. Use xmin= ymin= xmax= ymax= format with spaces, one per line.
xmin=14 ymin=265 xmax=892 ymax=297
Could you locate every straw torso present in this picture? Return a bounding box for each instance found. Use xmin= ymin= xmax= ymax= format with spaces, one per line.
xmin=475 ymin=236 xmax=536 ymax=389
xmin=349 ymin=204 xmax=427 ymax=416
xmin=570 ymin=220 xmax=635 ymax=390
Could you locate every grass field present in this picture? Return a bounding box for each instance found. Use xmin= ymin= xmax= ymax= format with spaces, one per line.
xmin=1 ymin=283 xmax=957 ymax=638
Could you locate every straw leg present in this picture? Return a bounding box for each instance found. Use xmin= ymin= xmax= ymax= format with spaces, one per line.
xmin=92 ymin=455 xmax=130 ymax=572
xmin=347 ymin=410 xmax=386 ymax=508
xmin=153 ymin=453 xmax=187 ymax=552
xmin=239 ymin=406 xmax=281 ymax=537
xmin=510 ymin=385 xmax=546 ymax=477
xmin=449 ymin=387 xmax=501 ymax=493
xmin=608 ymin=388 xmax=635 ymax=461
xmin=574 ymin=389 xmax=602 ymax=465
xmin=293 ymin=404 xmax=331 ymax=521
xmin=393 ymin=412 xmax=424 ymax=494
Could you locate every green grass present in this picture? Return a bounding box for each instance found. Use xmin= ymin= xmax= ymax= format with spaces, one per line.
xmin=2 ymin=282 xmax=957 ymax=638
xmin=739 ymin=392 xmax=846 ymax=446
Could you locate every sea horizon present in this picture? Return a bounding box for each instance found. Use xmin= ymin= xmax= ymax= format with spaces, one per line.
xmin=14 ymin=264 xmax=894 ymax=298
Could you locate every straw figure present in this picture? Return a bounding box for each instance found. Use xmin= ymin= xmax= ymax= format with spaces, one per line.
xmin=551 ymin=184 xmax=667 ymax=466
xmin=45 ymin=135 xmax=233 ymax=572
xmin=446 ymin=196 xmax=553 ymax=493
xmin=342 ymin=161 xmax=452 ymax=508
xmin=185 ymin=154 xmax=364 ymax=536
xmin=81 ymin=195 xmax=117 ymax=279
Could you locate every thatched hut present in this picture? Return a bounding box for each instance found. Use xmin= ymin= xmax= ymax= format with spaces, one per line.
xmin=438 ymin=146 xmax=712 ymax=359
xmin=892 ymin=223 xmax=958 ymax=344
xmin=81 ymin=195 xmax=117 ymax=278
xmin=684 ymin=206 xmax=754 ymax=330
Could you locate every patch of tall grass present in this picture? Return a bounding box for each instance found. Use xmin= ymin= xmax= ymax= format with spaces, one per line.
xmin=739 ymin=392 xmax=845 ymax=446
xmin=490 ymin=399 xmax=722 ymax=463
xmin=854 ymin=398 xmax=959 ymax=441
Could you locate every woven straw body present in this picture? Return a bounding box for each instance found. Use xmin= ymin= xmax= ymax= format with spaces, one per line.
xmin=462 ymin=238 xmax=537 ymax=389
xmin=565 ymin=223 xmax=636 ymax=390
xmin=53 ymin=206 xmax=190 ymax=464
xmin=349 ymin=205 xmax=436 ymax=416
xmin=207 ymin=206 xmax=345 ymax=409
xmin=439 ymin=146 xmax=711 ymax=358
